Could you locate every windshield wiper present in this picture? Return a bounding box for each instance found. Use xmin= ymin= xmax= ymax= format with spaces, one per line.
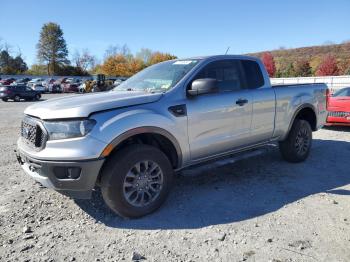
xmin=113 ymin=87 xmax=136 ymax=92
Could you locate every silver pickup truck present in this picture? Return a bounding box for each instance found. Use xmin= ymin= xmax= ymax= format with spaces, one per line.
xmin=16 ymin=55 xmax=328 ymax=218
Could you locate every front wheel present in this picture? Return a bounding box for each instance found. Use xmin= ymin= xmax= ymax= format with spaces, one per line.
xmin=279 ymin=119 xmax=312 ymax=163
xmin=34 ymin=94 xmax=41 ymax=101
xmin=14 ymin=95 xmax=21 ymax=102
xmin=100 ymin=144 xmax=174 ymax=218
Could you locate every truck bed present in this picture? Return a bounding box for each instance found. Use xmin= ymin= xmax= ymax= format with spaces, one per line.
xmin=272 ymin=83 xmax=328 ymax=140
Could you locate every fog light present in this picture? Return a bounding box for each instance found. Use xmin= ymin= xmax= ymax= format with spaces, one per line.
xmin=54 ymin=167 xmax=81 ymax=179
xmin=67 ymin=167 xmax=81 ymax=179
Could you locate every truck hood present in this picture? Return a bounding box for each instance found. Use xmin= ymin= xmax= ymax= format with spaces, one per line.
xmin=24 ymin=91 xmax=163 ymax=120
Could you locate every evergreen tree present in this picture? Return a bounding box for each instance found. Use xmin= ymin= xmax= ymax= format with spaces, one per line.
xmin=36 ymin=22 xmax=69 ymax=75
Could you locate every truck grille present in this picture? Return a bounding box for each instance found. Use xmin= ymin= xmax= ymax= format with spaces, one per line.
xmin=21 ymin=116 xmax=47 ymax=149
xmin=328 ymin=111 xmax=350 ymax=118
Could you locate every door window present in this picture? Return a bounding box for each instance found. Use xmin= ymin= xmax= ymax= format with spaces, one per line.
xmin=193 ymin=60 xmax=246 ymax=92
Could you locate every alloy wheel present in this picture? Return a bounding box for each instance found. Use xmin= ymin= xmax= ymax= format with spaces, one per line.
xmin=295 ymin=125 xmax=310 ymax=156
xmin=123 ymin=160 xmax=164 ymax=207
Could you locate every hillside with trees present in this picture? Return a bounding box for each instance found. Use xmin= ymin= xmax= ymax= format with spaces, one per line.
xmin=249 ymin=42 xmax=350 ymax=77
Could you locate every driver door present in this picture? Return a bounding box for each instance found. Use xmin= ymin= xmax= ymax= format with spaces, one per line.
xmin=186 ymin=59 xmax=253 ymax=161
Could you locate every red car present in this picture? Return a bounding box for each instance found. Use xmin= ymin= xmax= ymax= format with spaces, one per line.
xmin=62 ymin=78 xmax=81 ymax=93
xmin=326 ymin=87 xmax=350 ymax=126
xmin=0 ymin=78 xmax=16 ymax=85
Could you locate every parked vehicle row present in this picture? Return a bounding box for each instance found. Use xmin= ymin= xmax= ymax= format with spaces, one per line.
xmin=12 ymin=78 xmax=32 ymax=85
xmin=27 ymin=78 xmax=45 ymax=87
xmin=0 ymin=77 xmax=85 ymax=94
xmin=0 ymin=75 xmax=128 ymax=95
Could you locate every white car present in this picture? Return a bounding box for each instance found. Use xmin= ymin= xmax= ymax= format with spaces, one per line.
xmin=31 ymin=84 xmax=46 ymax=93
xmin=78 ymin=83 xmax=86 ymax=93
xmin=28 ymin=78 xmax=44 ymax=87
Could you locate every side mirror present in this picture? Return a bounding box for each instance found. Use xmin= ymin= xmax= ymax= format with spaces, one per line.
xmin=187 ymin=78 xmax=218 ymax=96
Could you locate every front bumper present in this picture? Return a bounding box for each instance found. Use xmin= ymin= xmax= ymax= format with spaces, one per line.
xmin=16 ymin=149 xmax=105 ymax=199
xmin=0 ymin=93 xmax=9 ymax=98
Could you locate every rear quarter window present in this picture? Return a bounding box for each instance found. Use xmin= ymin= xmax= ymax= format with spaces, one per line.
xmin=241 ymin=60 xmax=265 ymax=89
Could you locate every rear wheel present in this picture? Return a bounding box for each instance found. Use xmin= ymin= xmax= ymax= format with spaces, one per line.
xmin=100 ymin=144 xmax=174 ymax=218
xmin=14 ymin=95 xmax=20 ymax=102
xmin=2 ymin=98 xmax=8 ymax=102
xmin=279 ymin=119 xmax=312 ymax=163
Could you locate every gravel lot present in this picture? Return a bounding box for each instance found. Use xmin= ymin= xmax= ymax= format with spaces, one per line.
xmin=0 ymin=94 xmax=349 ymax=262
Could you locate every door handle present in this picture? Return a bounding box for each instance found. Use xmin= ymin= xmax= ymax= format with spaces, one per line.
xmin=236 ymin=98 xmax=248 ymax=106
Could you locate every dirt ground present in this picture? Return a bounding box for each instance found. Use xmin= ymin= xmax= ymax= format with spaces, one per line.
xmin=0 ymin=94 xmax=349 ymax=262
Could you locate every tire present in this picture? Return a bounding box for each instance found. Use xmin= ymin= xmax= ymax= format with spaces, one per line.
xmin=14 ymin=95 xmax=21 ymax=102
xmin=35 ymin=94 xmax=41 ymax=101
xmin=2 ymin=98 xmax=8 ymax=102
xmin=279 ymin=119 xmax=312 ymax=163
xmin=100 ymin=144 xmax=174 ymax=218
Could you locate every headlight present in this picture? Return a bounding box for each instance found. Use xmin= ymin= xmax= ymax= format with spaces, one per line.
xmin=43 ymin=119 xmax=96 ymax=140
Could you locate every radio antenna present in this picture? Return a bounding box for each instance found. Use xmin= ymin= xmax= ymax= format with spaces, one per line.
xmin=225 ymin=47 xmax=230 ymax=55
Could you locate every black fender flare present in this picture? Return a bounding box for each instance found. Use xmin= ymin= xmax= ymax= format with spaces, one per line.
xmin=102 ymin=126 xmax=183 ymax=168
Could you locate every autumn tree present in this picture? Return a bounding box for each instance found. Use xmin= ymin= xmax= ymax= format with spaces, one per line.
xmin=338 ymin=59 xmax=350 ymax=75
xmin=316 ymin=55 xmax=339 ymax=76
xmin=309 ymin=57 xmax=322 ymax=75
xmin=275 ymin=58 xmax=295 ymax=77
xmin=294 ymin=58 xmax=312 ymax=77
xmin=128 ymin=58 xmax=146 ymax=75
xmin=37 ymin=22 xmax=69 ymax=75
xmin=285 ymin=63 xmax=296 ymax=77
xmin=100 ymin=54 xmax=130 ymax=76
xmin=148 ymin=52 xmax=177 ymax=65
xmin=100 ymin=50 xmax=177 ymax=77
xmin=261 ymin=52 xmax=276 ymax=77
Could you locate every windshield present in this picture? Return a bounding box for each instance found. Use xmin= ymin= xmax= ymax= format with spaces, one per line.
xmin=114 ymin=59 xmax=200 ymax=93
